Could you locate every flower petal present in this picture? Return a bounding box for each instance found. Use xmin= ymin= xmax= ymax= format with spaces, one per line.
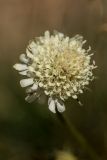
xmin=39 ymin=82 xmax=43 ymax=87
xmin=31 ymin=83 xmax=38 ymax=90
xmin=48 ymin=97 xmax=56 ymax=113
xmin=44 ymin=30 xmax=50 ymax=38
xmin=26 ymin=49 xmax=34 ymax=59
xmin=32 ymin=48 xmax=39 ymax=55
xmin=19 ymin=70 xmax=28 ymax=75
xmin=20 ymin=78 xmax=34 ymax=87
xmin=13 ymin=64 xmax=28 ymax=71
xmin=19 ymin=54 xmax=29 ymax=63
xmin=56 ymin=100 xmax=65 ymax=113
xmin=25 ymin=90 xmax=41 ymax=103
xmin=26 ymin=83 xmax=38 ymax=94
xmin=25 ymin=93 xmax=37 ymax=103
xmin=72 ymin=95 xmax=77 ymax=99
xmin=44 ymin=90 xmax=49 ymax=95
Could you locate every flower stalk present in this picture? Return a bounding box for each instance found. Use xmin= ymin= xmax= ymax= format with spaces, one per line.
xmin=56 ymin=110 xmax=100 ymax=160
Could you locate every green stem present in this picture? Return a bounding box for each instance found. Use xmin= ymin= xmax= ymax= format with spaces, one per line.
xmin=56 ymin=111 xmax=100 ymax=160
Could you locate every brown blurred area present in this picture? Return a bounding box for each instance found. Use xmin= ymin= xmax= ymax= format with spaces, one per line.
xmin=0 ymin=0 xmax=107 ymax=159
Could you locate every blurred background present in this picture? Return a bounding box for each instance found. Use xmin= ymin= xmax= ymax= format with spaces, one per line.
xmin=0 ymin=0 xmax=107 ymax=159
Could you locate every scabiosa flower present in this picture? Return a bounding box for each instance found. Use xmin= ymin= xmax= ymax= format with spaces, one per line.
xmin=13 ymin=31 xmax=96 ymax=113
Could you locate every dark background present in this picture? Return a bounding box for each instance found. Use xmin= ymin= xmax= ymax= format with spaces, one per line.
xmin=0 ymin=0 xmax=107 ymax=159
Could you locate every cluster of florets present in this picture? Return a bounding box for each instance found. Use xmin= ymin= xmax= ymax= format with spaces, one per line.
xmin=13 ymin=31 xmax=96 ymax=113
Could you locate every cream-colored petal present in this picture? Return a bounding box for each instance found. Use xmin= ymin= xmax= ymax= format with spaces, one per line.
xmin=73 ymin=86 xmax=77 ymax=92
xmin=13 ymin=64 xmax=28 ymax=71
xmin=31 ymin=83 xmax=38 ymax=90
xmin=72 ymin=95 xmax=77 ymax=99
xmin=19 ymin=70 xmax=28 ymax=75
xmin=44 ymin=30 xmax=50 ymax=38
xmin=32 ymin=48 xmax=39 ymax=55
xmin=56 ymin=100 xmax=65 ymax=113
xmin=66 ymin=91 xmax=71 ymax=97
xmin=39 ymin=82 xmax=43 ymax=87
xmin=26 ymin=49 xmax=34 ymax=59
xmin=20 ymin=78 xmax=34 ymax=87
xmin=25 ymin=93 xmax=37 ymax=103
xmin=48 ymin=97 xmax=56 ymax=113
xmin=44 ymin=90 xmax=49 ymax=95
xmin=19 ymin=54 xmax=29 ymax=63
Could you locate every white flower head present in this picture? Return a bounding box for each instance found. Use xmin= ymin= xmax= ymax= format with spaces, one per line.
xmin=13 ymin=31 xmax=97 ymax=113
